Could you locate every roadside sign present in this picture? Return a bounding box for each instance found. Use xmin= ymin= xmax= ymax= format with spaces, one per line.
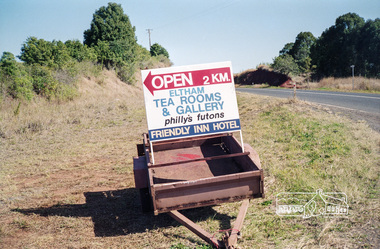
xmin=141 ymin=61 xmax=241 ymax=142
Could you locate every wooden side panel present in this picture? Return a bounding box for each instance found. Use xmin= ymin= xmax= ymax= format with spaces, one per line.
xmin=152 ymin=135 xmax=224 ymax=152
xmin=152 ymin=172 xmax=262 ymax=214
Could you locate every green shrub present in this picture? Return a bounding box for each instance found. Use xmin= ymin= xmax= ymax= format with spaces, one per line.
xmin=150 ymin=43 xmax=169 ymax=58
xmin=54 ymin=83 xmax=78 ymax=102
xmin=116 ymin=63 xmax=136 ymax=84
xmin=8 ymin=75 xmax=34 ymax=100
xmin=30 ymin=65 xmax=58 ymax=98
xmin=0 ymin=52 xmax=18 ymax=76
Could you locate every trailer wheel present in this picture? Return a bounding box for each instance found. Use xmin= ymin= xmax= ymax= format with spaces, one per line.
xmin=139 ymin=188 xmax=153 ymax=213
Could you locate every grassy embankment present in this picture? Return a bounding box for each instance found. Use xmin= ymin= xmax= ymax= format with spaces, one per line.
xmin=306 ymin=77 xmax=380 ymax=93
xmin=0 ymin=70 xmax=379 ymax=248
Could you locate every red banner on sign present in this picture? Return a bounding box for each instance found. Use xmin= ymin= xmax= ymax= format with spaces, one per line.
xmin=143 ymin=67 xmax=232 ymax=96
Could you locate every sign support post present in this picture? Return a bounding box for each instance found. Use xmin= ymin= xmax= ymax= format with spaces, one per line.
xmin=149 ymin=141 xmax=155 ymax=165
xmin=240 ymin=130 xmax=244 ymax=153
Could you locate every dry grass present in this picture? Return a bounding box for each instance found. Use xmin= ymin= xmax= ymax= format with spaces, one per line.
xmin=0 ymin=70 xmax=379 ymax=248
xmin=304 ymin=77 xmax=380 ymax=92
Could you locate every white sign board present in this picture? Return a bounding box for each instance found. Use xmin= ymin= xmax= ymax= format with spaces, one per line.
xmin=141 ymin=61 xmax=241 ymax=142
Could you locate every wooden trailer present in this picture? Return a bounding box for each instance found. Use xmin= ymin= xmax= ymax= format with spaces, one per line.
xmin=133 ymin=132 xmax=264 ymax=248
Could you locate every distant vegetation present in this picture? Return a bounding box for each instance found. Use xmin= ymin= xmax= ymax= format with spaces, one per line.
xmin=271 ymin=13 xmax=380 ymax=79
xmin=0 ymin=2 xmax=171 ymax=101
xmin=2 ymin=7 xmax=378 ymax=101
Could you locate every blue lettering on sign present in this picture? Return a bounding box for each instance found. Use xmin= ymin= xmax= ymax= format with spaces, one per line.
xmin=149 ymin=119 xmax=241 ymax=141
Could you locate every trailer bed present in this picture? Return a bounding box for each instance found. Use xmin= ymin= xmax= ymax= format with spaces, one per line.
xmin=152 ymin=144 xmax=243 ymax=184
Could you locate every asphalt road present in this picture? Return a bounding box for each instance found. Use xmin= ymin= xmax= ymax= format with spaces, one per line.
xmin=237 ymin=88 xmax=380 ymax=131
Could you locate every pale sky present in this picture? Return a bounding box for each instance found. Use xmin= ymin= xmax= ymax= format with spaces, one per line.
xmin=0 ymin=0 xmax=379 ymax=73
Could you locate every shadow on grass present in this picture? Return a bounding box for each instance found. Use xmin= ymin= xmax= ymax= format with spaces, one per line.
xmin=12 ymin=188 xmax=233 ymax=237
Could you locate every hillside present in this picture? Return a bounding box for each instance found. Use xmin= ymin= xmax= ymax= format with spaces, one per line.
xmin=0 ymin=70 xmax=379 ymax=248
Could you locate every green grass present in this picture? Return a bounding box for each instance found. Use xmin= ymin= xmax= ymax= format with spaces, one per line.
xmin=258 ymin=106 xmax=352 ymax=191
xmin=237 ymin=93 xmax=379 ymax=248
xmin=170 ymin=243 xmax=212 ymax=249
